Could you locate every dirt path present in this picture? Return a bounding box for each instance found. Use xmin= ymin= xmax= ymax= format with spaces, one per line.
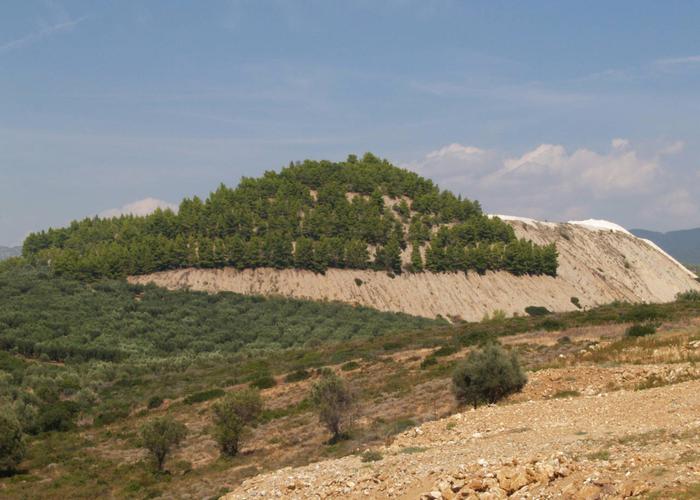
xmin=225 ymin=379 xmax=700 ymax=499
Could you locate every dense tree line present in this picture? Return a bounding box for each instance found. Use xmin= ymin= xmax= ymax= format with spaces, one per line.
xmin=23 ymin=153 xmax=557 ymax=278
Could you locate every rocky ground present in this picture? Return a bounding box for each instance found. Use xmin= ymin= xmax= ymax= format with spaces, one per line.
xmin=226 ymin=378 xmax=700 ymax=499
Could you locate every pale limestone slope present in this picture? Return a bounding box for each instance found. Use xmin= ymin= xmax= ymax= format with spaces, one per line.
xmin=128 ymin=220 xmax=699 ymax=321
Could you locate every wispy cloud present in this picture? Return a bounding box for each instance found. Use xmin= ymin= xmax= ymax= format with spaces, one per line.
xmin=653 ymin=55 xmax=700 ymax=68
xmin=0 ymin=15 xmax=87 ymax=54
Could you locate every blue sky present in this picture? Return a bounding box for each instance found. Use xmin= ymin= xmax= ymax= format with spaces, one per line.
xmin=2 ymin=1 xmax=700 ymax=245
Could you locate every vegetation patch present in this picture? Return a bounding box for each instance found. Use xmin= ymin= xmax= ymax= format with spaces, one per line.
xmin=183 ymin=389 xmax=225 ymax=405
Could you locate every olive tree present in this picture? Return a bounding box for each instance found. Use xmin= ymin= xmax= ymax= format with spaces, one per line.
xmin=0 ymin=407 xmax=25 ymax=473
xmin=310 ymin=373 xmax=354 ymax=442
xmin=452 ymin=344 xmax=527 ymax=409
xmin=140 ymin=416 xmax=187 ymax=471
xmin=212 ymin=388 xmax=263 ymax=456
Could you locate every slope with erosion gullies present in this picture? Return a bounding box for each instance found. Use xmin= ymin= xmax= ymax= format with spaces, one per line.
xmin=130 ymin=218 xmax=700 ymax=321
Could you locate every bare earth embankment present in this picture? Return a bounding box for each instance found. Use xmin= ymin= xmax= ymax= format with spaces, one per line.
xmin=129 ymin=220 xmax=700 ymax=321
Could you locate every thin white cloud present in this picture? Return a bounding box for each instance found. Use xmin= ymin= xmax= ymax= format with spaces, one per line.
xmin=0 ymin=16 xmax=87 ymax=54
xmin=654 ymin=55 xmax=700 ymax=67
xmin=99 ymin=198 xmax=178 ymax=219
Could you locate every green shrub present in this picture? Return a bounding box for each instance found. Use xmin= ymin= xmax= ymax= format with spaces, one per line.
xmin=452 ymin=344 xmax=527 ymax=409
xmin=525 ymin=306 xmax=550 ymax=317
xmin=433 ymin=345 xmax=458 ymax=357
xmin=284 ymin=369 xmax=311 ymax=383
xmin=626 ymin=323 xmax=657 ymax=338
xmin=140 ymin=416 xmax=187 ymax=471
xmin=37 ymin=401 xmax=79 ymax=432
xmin=94 ymin=405 xmax=131 ymax=426
xmin=251 ymin=373 xmax=277 ymax=389
xmin=212 ymin=388 xmax=263 ymax=457
xmin=354 ymin=278 xmax=363 ymax=287
xmin=147 ymin=396 xmax=164 ymax=409
xmin=310 ymin=373 xmax=354 ymax=442
xmin=340 ymin=361 xmax=360 ymax=372
xmin=0 ymin=407 xmax=26 ymax=473
xmin=676 ymin=290 xmax=700 ymax=301
xmin=540 ymin=318 xmax=564 ymax=331
xmin=570 ymin=297 xmax=581 ymax=309
xmin=420 ymin=356 xmax=438 ymax=369
xmin=455 ymin=330 xmax=494 ymax=347
xmin=183 ymin=389 xmax=225 ymax=405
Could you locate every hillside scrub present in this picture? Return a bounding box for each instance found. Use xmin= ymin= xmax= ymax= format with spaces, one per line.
xmin=0 ymin=266 xmax=438 ymax=362
xmin=22 ymin=154 xmax=557 ymax=279
xmin=452 ymin=344 xmax=527 ymax=409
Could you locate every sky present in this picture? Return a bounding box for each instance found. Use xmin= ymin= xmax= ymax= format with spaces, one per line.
xmin=1 ymin=1 xmax=700 ymax=246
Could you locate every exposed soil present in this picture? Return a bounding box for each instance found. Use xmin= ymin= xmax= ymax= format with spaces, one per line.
xmin=129 ymin=220 xmax=700 ymax=321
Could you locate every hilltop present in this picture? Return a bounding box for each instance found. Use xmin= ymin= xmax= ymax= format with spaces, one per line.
xmin=22 ymin=153 xmax=557 ymax=280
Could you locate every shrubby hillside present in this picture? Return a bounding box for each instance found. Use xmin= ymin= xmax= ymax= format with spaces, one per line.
xmin=0 ymin=264 xmax=439 ymax=363
xmin=22 ymin=154 xmax=557 ymax=279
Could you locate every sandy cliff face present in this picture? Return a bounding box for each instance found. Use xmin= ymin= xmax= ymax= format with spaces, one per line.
xmin=128 ymin=220 xmax=699 ymax=321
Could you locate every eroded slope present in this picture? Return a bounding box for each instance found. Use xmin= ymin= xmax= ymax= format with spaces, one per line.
xmin=129 ymin=220 xmax=700 ymax=321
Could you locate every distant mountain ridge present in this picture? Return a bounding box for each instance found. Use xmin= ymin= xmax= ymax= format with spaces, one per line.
xmin=0 ymin=246 xmax=21 ymax=261
xmin=630 ymin=227 xmax=700 ymax=265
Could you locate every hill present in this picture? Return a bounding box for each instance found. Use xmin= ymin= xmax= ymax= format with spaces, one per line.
xmin=631 ymin=227 xmax=700 ymax=265
xmin=0 ymin=245 xmax=20 ymax=260
xmin=21 ymin=153 xmax=557 ymax=280
xmin=131 ymin=218 xmax=700 ymax=320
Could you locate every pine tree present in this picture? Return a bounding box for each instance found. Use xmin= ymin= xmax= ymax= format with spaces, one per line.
xmin=410 ymin=243 xmax=423 ymax=272
xmin=294 ymin=237 xmax=316 ymax=270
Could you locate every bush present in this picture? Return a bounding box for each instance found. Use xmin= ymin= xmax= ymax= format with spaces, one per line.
xmin=37 ymin=401 xmax=79 ymax=432
xmin=570 ymin=297 xmax=581 ymax=309
xmin=420 ymin=356 xmax=438 ymax=369
xmin=184 ymin=389 xmax=225 ymax=405
xmin=676 ymin=290 xmax=700 ymax=301
xmin=340 ymin=361 xmax=360 ymax=372
xmin=140 ymin=416 xmax=187 ymax=471
xmin=625 ymin=323 xmax=657 ymax=338
xmin=212 ymin=388 xmax=263 ymax=456
xmin=0 ymin=408 xmax=26 ymax=473
xmin=433 ymin=345 xmax=458 ymax=357
xmin=250 ymin=373 xmax=277 ymax=389
xmin=147 ymin=396 xmax=164 ymax=409
xmin=525 ymin=306 xmax=550 ymax=317
xmin=455 ymin=330 xmax=494 ymax=347
xmin=451 ymin=344 xmax=527 ymax=409
xmin=360 ymin=450 xmax=383 ymax=462
xmin=310 ymin=373 xmax=354 ymax=442
xmin=284 ymin=369 xmax=311 ymax=383
xmin=540 ymin=318 xmax=564 ymax=331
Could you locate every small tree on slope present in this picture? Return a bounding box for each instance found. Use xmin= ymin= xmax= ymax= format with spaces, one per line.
xmin=310 ymin=373 xmax=354 ymax=443
xmin=0 ymin=407 xmax=25 ymax=473
xmin=140 ymin=416 xmax=187 ymax=472
xmin=212 ymin=388 xmax=263 ymax=457
xmin=452 ymin=344 xmax=527 ymax=409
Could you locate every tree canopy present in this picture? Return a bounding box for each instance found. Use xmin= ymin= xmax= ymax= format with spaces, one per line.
xmin=23 ymin=154 xmax=557 ymax=278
